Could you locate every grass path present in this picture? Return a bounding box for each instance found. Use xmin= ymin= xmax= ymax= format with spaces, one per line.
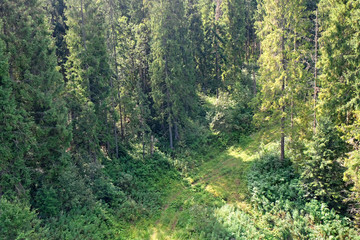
xmin=124 ymin=133 xmax=264 ymax=239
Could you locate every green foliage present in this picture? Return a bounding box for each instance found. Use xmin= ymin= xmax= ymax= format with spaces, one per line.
xmin=149 ymin=0 xmax=200 ymax=149
xmin=318 ymin=0 xmax=360 ymax=223
xmin=255 ymin=0 xmax=312 ymax=148
xmin=44 ymin=204 xmax=120 ymax=240
xmin=0 ymin=198 xmax=46 ymax=240
xmin=301 ymin=118 xmax=349 ymax=212
xmin=0 ymin=0 xmax=71 ymax=200
xmin=247 ymin=149 xmax=358 ymax=239
xmin=0 ymin=38 xmax=31 ymax=199
xmin=65 ymin=0 xmax=112 ymax=160
xmin=1 ymin=0 xmax=360 ymax=238
xmin=208 ymin=90 xmax=253 ymax=143
xmin=248 ymin=149 xmax=305 ymax=211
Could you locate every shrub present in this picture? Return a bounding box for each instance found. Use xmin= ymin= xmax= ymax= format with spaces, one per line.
xmin=247 ymin=149 xmax=359 ymax=239
xmin=300 ymin=118 xmax=349 ymax=212
xmin=0 ymin=198 xmax=46 ymax=240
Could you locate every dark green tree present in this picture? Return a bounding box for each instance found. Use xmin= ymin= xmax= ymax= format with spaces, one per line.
xmin=301 ymin=118 xmax=348 ymax=212
xmin=150 ymin=0 xmax=198 ymax=149
xmin=65 ymin=0 xmax=112 ymax=161
xmin=0 ymin=38 xmax=31 ymax=199
xmin=318 ymin=0 xmax=360 ymax=220
xmin=0 ymin=0 xmax=72 ymax=215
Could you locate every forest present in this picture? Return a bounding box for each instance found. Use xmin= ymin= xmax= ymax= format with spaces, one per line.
xmin=0 ymin=0 xmax=360 ymax=239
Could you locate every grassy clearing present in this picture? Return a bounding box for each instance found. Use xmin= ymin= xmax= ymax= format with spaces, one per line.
xmin=122 ymin=96 xmax=271 ymax=239
xmin=121 ymin=95 xmax=359 ymax=239
xmin=122 ymin=131 xmax=266 ymax=239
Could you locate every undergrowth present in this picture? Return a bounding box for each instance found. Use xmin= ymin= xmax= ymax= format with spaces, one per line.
xmin=247 ymin=147 xmax=360 ymax=239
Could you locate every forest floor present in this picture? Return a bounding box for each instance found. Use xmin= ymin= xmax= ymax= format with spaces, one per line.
xmin=124 ymin=133 xmax=264 ymax=239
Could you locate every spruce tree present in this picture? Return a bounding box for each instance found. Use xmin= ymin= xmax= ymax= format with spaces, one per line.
xmin=255 ymin=0 xmax=310 ymax=161
xmin=150 ymin=0 xmax=198 ymax=149
xmin=198 ymin=0 xmax=225 ymax=94
xmin=318 ymin=0 xmax=360 ymax=220
xmin=221 ymin=0 xmax=246 ymax=88
xmin=0 ymin=38 xmax=30 ymax=199
xmin=65 ymin=0 xmax=112 ymax=161
xmin=0 ymin=0 xmax=71 ymax=209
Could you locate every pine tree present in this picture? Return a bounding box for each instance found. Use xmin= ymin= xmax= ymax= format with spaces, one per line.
xmin=48 ymin=0 xmax=69 ymax=81
xmin=198 ymin=0 xmax=225 ymax=94
xmin=255 ymin=0 xmax=310 ymax=161
xmin=0 ymin=38 xmax=30 ymax=199
xmin=221 ymin=0 xmax=246 ymax=88
xmin=301 ymin=118 xmax=348 ymax=212
xmin=65 ymin=0 xmax=112 ymax=161
xmin=150 ymin=0 xmax=198 ymax=149
xmin=0 ymin=0 xmax=71 ymax=204
xmin=318 ymin=0 xmax=360 ymax=221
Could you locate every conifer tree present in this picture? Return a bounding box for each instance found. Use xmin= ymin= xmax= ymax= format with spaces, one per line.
xmin=255 ymin=0 xmax=310 ymax=161
xmin=0 ymin=38 xmax=30 ymax=199
xmin=65 ymin=0 xmax=112 ymax=161
xmin=318 ymin=0 xmax=360 ymax=220
xmin=221 ymin=0 xmax=246 ymax=88
xmin=0 ymin=0 xmax=71 ymax=203
xmin=198 ymin=0 xmax=225 ymax=94
xmin=150 ymin=0 xmax=198 ymax=149
xmin=48 ymin=0 xmax=69 ymax=81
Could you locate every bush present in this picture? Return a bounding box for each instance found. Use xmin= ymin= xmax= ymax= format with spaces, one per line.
xmin=207 ymin=92 xmax=253 ymax=142
xmin=300 ymin=118 xmax=349 ymax=212
xmin=44 ymin=204 xmax=121 ymax=240
xmin=247 ymin=149 xmax=359 ymax=239
xmin=0 ymin=198 xmax=46 ymax=240
xmin=247 ymin=150 xmax=305 ymax=211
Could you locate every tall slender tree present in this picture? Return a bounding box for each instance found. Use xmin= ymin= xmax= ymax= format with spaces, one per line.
xmin=318 ymin=0 xmax=360 ymax=221
xmin=150 ymin=0 xmax=198 ymax=149
xmin=0 ymin=0 xmax=71 ymax=201
xmin=255 ymin=0 xmax=309 ymax=161
xmin=65 ymin=0 xmax=112 ymax=161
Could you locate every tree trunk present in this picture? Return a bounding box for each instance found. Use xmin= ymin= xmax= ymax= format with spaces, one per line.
xmin=169 ymin=117 xmax=173 ymax=149
xmin=313 ymin=8 xmax=319 ymax=133
xmin=150 ymin=135 xmax=154 ymax=156
xmin=142 ymin=132 xmax=145 ymax=160
xmin=174 ymin=121 xmax=179 ymax=140
xmin=280 ymin=24 xmax=285 ymax=162
xmin=80 ymin=0 xmax=86 ymax=50
xmin=252 ymin=66 xmax=257 ymax=95
xmin=215 ymin=0 xmax=222 ymax=98
xmin=109 ymin=0 xmax=120 ymax=156
xmin=164 ymin=55 xmax=174 ymax=149
xmin=114 ymin=121 xmax=119 ymax=158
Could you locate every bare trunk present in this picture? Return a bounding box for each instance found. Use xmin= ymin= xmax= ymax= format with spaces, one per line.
xmin=165 ymin=56 xmax=173 ymax=149
xmin=80 ymin=0 xmax=86 ymax=50
xmin=291 ymin=100 xmax=294 ymax=129
xmin=150 ymin=135 xmax=154 ymax=156
xmin=215 ymin=0 xmax=222 ymax=20
xmin=174 ymin=121 xmax=179 ymax=141
xmin=215 ymin=0 xmax=222 ymax=98
xmin=281 ymin=90 xmax=285 ymax=161
xmin=109 ymin=0 xmax=120 ymax=156
xmin=142 ymin=132 xmax=145 ymax=160
xmin=169 ymin=118 xmax=173 ymax=149
xmin=313 ymin=8 xmax=319 ymax=133
xmin=114 ymin=121 xmax=118 ymax=158
xmin=118 ymin=92 xmax=124 ymax=140
xmin=280 ymin=24 xmax=285 ymax=162
xmin=252 ymin=67 xmax=257 ymax=95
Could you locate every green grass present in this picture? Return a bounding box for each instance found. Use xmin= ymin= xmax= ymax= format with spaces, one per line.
xmin=121 ymin=95 xmax=276 ymax=239
xmin=122 ymin=131 xmax=266 ymax=239
xmin=121 ymin=95 xmax=359 ymax=239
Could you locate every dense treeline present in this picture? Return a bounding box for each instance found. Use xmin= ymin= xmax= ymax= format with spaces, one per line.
xmin=0 ymin=0 xmax=359 ymax=238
